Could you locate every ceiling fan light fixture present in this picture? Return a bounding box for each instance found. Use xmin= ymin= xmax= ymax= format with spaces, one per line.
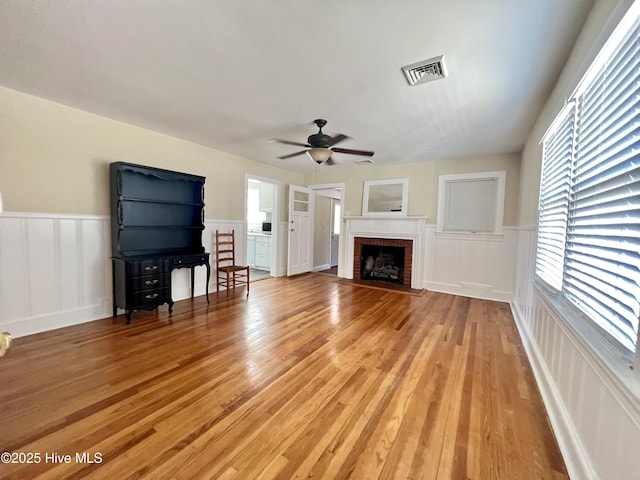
xmin=307 ymin=147 xmax=333 ymax=164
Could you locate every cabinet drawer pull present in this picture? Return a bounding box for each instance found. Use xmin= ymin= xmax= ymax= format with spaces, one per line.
xmin=145 ymin=279 xmax=159 ymax=286
xmin=144 ymin=266 xmax=159 ymax=271
xmin=145 ymin=293 xmax=159 ymax=299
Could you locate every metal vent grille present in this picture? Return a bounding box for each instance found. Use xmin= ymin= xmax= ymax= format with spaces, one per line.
xmin=402 ymin=55 xmax=447 ymax=86
xmin=355 ymin=158 xmax=375 ymax=165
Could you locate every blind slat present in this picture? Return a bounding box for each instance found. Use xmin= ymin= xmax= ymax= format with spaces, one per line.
xmin=536 ymin=11 xmax=640 ymax=353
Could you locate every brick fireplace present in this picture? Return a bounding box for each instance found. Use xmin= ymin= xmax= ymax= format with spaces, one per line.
xmin=354 ymin=237 xmax=413 ymax=285
xmin=344 ymin=216 xmax=426 ymax=290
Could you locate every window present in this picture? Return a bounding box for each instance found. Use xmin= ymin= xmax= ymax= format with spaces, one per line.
xmin=437 ymin=171 xmax=506 ymax=233
xmin=536 ymin=104 xmax=574 ymax=290
xmin=536 ymin=3 xmax=640 ymax=353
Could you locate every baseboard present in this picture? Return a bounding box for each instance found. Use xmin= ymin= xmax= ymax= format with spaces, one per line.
xmin=423 ymin=281 xmax=512 ymax=303
xmin=510 ymin=301 xmax=597 ymax=480
xmin=312 ymin=263 xmax=331 ymax=272
xmin=1 ymin=302 xmax=112 ymax=338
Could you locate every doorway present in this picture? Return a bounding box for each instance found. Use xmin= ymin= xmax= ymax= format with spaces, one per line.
xmin=245 ymin=175 xmax=280 ymax=280
xmin=310 ymin=184 xmax=344 ymax=276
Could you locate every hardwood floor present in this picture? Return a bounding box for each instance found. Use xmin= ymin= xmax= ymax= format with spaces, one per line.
xmin=0 ymin=274 xmax=567 ymax=479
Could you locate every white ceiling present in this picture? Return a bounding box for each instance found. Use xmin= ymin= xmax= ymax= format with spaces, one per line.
xmin=0 ymin=1 xmax=594 ymax=173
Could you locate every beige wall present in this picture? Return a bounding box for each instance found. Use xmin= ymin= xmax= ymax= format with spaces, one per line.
xmin=518 ymin=0 xmax=628 ymax=226
xmin=0 ymin=86 xmax=303 ymax=220
xmin=0 ymin=85 xmax=521 ymax=226
xmin=305 ymin=152 xmax=521 ymax=226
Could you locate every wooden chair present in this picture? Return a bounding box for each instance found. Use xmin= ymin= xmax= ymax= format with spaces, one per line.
xmin=215 ymin=230 xmax=250 ymax=295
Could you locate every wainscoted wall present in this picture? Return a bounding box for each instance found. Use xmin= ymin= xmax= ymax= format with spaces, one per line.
xmin=423 ymin=225 xmax=517 ymax=302
xmin=0 ymin=213 xmax=246 ymax=338
xmin=0 ymin=213 xmax=112 ymax=338
xmin=512 ymin=226 xmax=640 ymax=480
xmin=2 ymin=213 xmax=518 ymax=338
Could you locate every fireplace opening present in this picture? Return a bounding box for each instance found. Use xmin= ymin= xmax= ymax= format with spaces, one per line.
xmin=353 ymin=237 xmax=413 ymax=287
xmin=361 ymin=245 xmax=405 ymax=284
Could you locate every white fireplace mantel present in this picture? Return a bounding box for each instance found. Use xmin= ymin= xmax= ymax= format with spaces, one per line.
xmin=344 ymin=216 xmax=427 ymax=289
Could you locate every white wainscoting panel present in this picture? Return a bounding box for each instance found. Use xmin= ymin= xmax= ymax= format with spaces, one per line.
xmin=423 ymin=225 xmax=517 ymax=302
xmin=0 ymin=214 xmax=249 ymax=338
xmin=183 ymin=219 xmax=245 ymax=299
xmin=0 ymin=213 xmax=112 ymax=338
xmin=512 ymin=226 xmax=640 ymax=480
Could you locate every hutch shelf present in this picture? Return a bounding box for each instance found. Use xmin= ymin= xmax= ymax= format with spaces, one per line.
xmin=110 ymin=162 xmax=210 ymax=323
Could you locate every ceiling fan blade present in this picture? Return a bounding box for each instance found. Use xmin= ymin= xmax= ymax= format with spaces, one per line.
xmin=327 ymin=134 xmax=350 ymax=147
xmin=278 ymin=150 xmax=308 ymax=159
xmin=331 ymin=147 xmax=375 ymax=157
xmin=269 ymin=138 xmax=311 ymax=148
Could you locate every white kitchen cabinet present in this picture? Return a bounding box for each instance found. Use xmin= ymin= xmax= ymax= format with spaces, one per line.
xmin=253 ymin=235 xmax=271 ymax=270
xmin=247 ymin=234 xmax=256 ymax=268
xmin=247 ymin=234 xmax=271 ymax=270
xmin=259 ymin=183 xmax=273 ymax=212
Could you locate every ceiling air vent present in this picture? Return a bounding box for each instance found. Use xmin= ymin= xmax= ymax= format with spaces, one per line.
xmin=402 ymin=55 xmax=447 ymax=86
xmin=355 ymin=158 xmax=375 ymax=165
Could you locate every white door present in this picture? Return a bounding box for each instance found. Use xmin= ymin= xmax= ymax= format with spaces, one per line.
xmin=288 ymin=185 xmax=314 ymax=276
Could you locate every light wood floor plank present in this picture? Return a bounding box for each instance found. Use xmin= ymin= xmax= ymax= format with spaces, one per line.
xmin=0 ymin=274 xmax=567 ymax=479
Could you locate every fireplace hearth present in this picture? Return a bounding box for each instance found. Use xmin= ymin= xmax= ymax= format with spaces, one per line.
xmin=353 ymin=237 xmax=413 ymax=286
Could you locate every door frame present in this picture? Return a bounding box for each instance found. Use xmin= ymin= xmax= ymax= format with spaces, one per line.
xmin=308 ymin=183 xmax=345 ymax=277
xmin=245 ymin=174 xmax=281 ymax=277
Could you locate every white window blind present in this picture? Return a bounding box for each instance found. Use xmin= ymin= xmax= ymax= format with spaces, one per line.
xmin=437 ymin=171 xmax=506 ymax=234
xmin=536 ymin=6 xmax=640 ymax=353
xmin=536 ymin=104 xmax=574 ymax=291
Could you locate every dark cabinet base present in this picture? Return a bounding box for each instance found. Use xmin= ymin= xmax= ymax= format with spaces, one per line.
xmin=112 ymin=253 xmax=210 ymax=324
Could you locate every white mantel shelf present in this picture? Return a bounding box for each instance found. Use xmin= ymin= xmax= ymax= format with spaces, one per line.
xmin=344 ymin=216 xmax=427 ymax=289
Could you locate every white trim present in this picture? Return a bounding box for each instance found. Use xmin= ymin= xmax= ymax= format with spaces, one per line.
xmin=2 ymin=303 xmax=111 ymax=338
xmin=345 ymin=216 xmax=426 ymax=289
xmin=436 ymin=171 xmax=506 ymax=234
xmin=0 ymin=211 xmax=110 ymax=220
xmin=434 ymin=231 xmax=505 ymax=242
xmin=0 ymin=213 xmax=250 ymax=338
xmin=539 ymin=100 xmax=576 ymax=145
xmin=510 ymin=300 xmax=597 ymax=480
xmin=245 ymin=174 xmax=281 ymax=278
xmin=425 ymin=281 xmax=512 ymax=303
xmin=311 ymin=263 xmax=331 ymax=272
xmin=573 ymin=0 xmax=640 ymax=98
xmin=309 ymin=183 xmax=346 ymax=279
xmin=362 ymin=178 xmax=409 ymax=217
xmin=534 ymin=284 xmax=640 ymax=417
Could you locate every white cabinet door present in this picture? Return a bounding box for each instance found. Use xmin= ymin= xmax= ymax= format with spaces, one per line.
xmin=259 ymin=183 xmax=273 ymax=212
xmin=247 ymin=235 xmax=256 ymax=268
xmin=254 ymin=236 xmax=271 ymax=270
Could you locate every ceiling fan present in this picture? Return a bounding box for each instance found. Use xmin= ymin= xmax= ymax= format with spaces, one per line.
xmin=269 ymin=119 xmax=375 ymax=165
